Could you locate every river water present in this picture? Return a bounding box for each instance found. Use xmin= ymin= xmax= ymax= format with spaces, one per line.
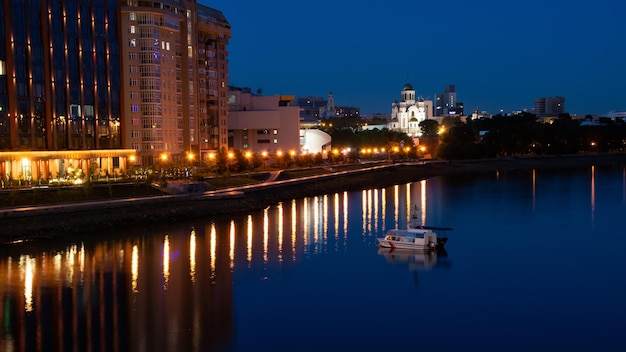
xmin=1 ymin=165 xmax=625 ymax=351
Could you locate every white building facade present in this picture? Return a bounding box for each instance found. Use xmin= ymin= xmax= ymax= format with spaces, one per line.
xmin=389 ymin=83 xmax=433 ymax=137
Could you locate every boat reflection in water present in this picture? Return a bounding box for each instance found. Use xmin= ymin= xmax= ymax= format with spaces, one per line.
xmin=378 ymin=247 xmax=451 ymax=287
xmin=378 ymin=248 xmax=450 ymax=271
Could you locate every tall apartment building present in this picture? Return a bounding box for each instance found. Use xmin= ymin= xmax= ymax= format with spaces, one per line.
xmin=534 ymin=96 xmax=565 ymax=116
xmin=120 ymin=0 xmax=230 ymax=166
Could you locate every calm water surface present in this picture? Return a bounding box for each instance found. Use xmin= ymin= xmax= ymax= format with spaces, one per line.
xmin=1 ymin=165 xmax=625 ymax=351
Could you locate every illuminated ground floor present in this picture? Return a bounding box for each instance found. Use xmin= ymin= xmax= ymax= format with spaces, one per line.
xmin=0 ymin=149 xmax=137 ymax=186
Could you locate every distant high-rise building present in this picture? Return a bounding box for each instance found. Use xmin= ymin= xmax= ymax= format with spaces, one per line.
xmin=434 ymin=84 xmax=463 ymax=116
xmin=534 ymin=97 xmax=565 ymax=116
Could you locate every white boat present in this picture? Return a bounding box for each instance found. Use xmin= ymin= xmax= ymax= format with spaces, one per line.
xmin=377 ymin=226 xmax=451 ymax=250
xmin=377 ymin=228 xmax=437 ymax=250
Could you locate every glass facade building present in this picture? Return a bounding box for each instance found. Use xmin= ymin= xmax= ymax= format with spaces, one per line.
xmin=0 ymin=0 xmax=122 ymax=151
xmin=0 ymin=0 xmax=230 ymax=179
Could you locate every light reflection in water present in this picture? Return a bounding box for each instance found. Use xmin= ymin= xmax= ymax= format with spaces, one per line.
xmin=210 ymin=224 xmax=216 ymax=278
xmin=374 ymin=188 xmax=379 ymax=231
xmin=532 ymin=169 xmax=536 ymax=211
xmin=361 ymin=191 xmax=367 ymax=234
xmin=132 ymin=245 xmax=139 ymax=293
xmin=323 ymin=195 xmax=329 ymax=248
xmin=21 ymin=255 xmax=34 ymax=312
xmin=591 ymin=166 xmax=596 ymax=224
xmin=278 ymin=202 xmax=284 ymax=262
xmin=190 ymin=228 xmax=196 ymax=285
xmin=334 ymin=193 xmax=340 ymax=241
xmin=291 ymin=199 xmax=297 ymax=261
xmin=163 ymin=235 xmax=170 ymax=291
xmin=53 ymin=252 xmax=61 ymax=284
xmin=394 ymin=185 xmax=400 ymax=227
xmin=263 ymin=209 xmax=269 ymax=263
xmin=420 ymin=179 xmax=427 ymax=226
xmin=406 ymin=183 xmax=411 ymax=226
xmin=247 ymin=215 xmax=253 ymax=267
xmin=381 ymin=188 xmax=386 ymax=228
xmin=343 ymin=191 xmax=348 ymax=241
xmin=230 ymin=220 xmax=236 ymax=268
xmin=66 ymin=244 xmax=76 ymax=286
xmin=303 ymin=197 xmax=309 ymax=252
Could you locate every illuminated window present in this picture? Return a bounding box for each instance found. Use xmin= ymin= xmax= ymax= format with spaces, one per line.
xmin=0 ymin=60 xmax=5 ymax=75
xmin=129 ymin=12 xmax=136 ymax=21
xmin=130 ymin=25 xmax=136 ymax=34
xmin=273 ymin=139 xmax=278 ymax=144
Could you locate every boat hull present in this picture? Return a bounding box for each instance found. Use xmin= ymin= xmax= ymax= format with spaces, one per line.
xmin=377 ymin=238 xmax=436 ymax=250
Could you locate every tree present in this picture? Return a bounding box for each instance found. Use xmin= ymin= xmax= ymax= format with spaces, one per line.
xmin=437 ymin=123 xmax=481 ymax=159
xmin=419 ymin=119 xmax=439 ymax=137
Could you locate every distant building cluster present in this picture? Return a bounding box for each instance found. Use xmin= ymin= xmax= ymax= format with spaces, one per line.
xmin=295 ymin=92 xmax=360 ymax=119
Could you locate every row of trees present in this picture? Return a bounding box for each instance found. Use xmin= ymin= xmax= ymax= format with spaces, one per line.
xmin=323 ymin=113 xmax=626 ymax=160
xmin=439 ymin=113 xmax=626 ymax=159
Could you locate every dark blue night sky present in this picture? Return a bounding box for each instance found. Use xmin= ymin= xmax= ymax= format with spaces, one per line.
xmin=207 ymin=0 xmax=625 ymax=116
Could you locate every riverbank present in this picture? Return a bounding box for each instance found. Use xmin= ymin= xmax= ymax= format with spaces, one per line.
xmin=2 ymin=154 xmax=625 ymax=243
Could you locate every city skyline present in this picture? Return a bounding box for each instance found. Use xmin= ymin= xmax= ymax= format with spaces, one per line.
xmin=209 ymin=0 xmax=625 ymax=116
